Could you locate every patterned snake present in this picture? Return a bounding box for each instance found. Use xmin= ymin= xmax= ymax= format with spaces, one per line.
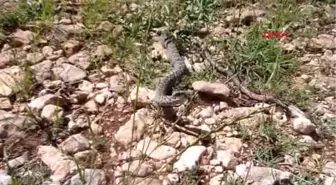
xmin=152 ymin=31 xmax=294 ymax=118
xmin=152 ymin=32 xmax=189 ymax=107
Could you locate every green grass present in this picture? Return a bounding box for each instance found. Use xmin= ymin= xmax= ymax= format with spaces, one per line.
xmin=0 ymin=0 xmax=55 ymax=33
xmin=243 ymin=120 xmax=305 ymax=168
xmin=81 ymin=0 xmax=219 ymax=87
xmin=217 ymin=22 xmax=298 ymax=91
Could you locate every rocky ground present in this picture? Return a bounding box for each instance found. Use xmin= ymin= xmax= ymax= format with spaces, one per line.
xmin=0 ymin=0 xmax=335 ymax=185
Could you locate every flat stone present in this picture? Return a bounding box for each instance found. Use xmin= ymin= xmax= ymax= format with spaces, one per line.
xmin=0 ymin=66 xmax=24 ymax=96
xmin=136 ymin=137 xmax=177 ymax=160
xmin=173 ymin=146 xmax=206 ymax=172
xmin=37 ymin=145 xmax=77 ymax=182
xmin=59 ymin=134 xmax=90 ymax=154
xmin=52 ymin=63 xmax=86 ymax=83
xmin=192 ymin=81 xmax=230 ymax=98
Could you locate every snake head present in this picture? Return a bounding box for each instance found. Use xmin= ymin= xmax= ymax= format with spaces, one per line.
xmin=152 ymin=27 xmax=172 ymax=47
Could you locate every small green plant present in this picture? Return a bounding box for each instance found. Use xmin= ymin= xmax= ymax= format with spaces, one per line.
xmin=253 ymin=147 xmax=279 ymax=167
xmin=183 ymin=168 xmax=199 ymax=185
xmin=0 ymin=0 xmax=44 ymax=32
xmin=82 ymin=0 xmax=116 ymax=28
xmin=269 ymin=0 xmax=301 ymax=30
xmin=224 ymin=22 xmax=297 ymax=90
xmin=38 ymin=0 xmax=55 ymax=21
xmin=13 ymin=63 xmax=35 ymax=101
xmin=292 ymin=173 xmax=324 ymax=185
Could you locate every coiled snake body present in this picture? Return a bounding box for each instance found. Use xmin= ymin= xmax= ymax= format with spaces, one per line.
xmin=152 ymin=33 xmax=188 ymax=107
xmin=152 ymin=32 xmax=293 ymax=118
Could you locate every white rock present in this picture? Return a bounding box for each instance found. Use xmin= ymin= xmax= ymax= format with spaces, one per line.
xmin=94 ymin=93 xmax=106 ymax=104
xmin=84 ymin=100 xmax=99 ymax=112
xmin=74 ymin=149 xmax=97 ymax=161
xmin=323 ymin=162 xmax=336 ymax=176
xmin=0 ymin=170 xmax=11 ymax=185
xmin=299 ymin=135 xmax=318 ymax=145
xmin=216 ymin=150 xmax=239 ymax=169
xmin=52 ymin=63 xmax=86 ymax=83
xmin=110 ymin=147 xmax=118 ymax=158
xmin=26 ymin=52 xmax=44 ymax=64
xmin=216 ymin=137 xmax=243 ymax=153
xmin=79 ymin=80 xmax=95 ymax=93
xmin=324 ymin=176 xmax=336 ymax=185
xmin=37 ymin=145 xmax=77 ymax=182
xmin=129 ymin=87 xmax=154 ymax=107
xmin=0 ymin=98 xmax=12 ymax=110
xmin=215 ymin=166 xmax=224 ymax=173
xmin=0 ymin=66 xmax=24 ymax=96
xmin=198 ymin=106 xmax=214 ymax=118
xmin=0 ymin=110 xmax=34 ymax=139
xmin=173 ymin=146 xmax=206 ymax=172
xmin=28 ymin=94 xmax=64 ymax=113
xmin=210 ymin=159 xmax=221 ymax=166
xmin=0 ymin=50 xmax=14 ymax=68
xmin=42 ymin=46 xmax=54 ymax=57
xmin=115 ymin=109 xmax=149 ymax=146
xmin=204 ymin=117 xmax=216 ymax=125
xmin=167 ymin=173 xmax=179 ymax=184
xmin=8 ymin=151 xmax=29 ymax=168
xmin=41 ymin=105 xmax=64 ymax=122
xmin=62 ymin=39 xmax=81 ymax=57
xmin=118 ymin=150 xmax=142 ymax=161
xmin=192 ymin=81 xmax=230 ymax=98
xmin=96 ymin=82 xmax=108 ymax=89
xmin=97 ymin=21 xmax=114 ymax=32
xmin=13 ymin=29 xmax=34 ymax=45
xmin=109 ymin=75 xmax=126 ymax=93
xmin=68 ymin=51 xmax=90 ymax=69
xmin=31 ymin=60 xmax=53 ymax=82
xmin=164 ymin=132 xmax=182 ymax=146
xmin=90 ymin=123 xmax=103 ymax=135
xmin=59 ymin=134 xmax=90 ymax=154
xmin=292 ymin=116 xmax=316 ymax=134
xmin=137 ymin=137 xmax=177 ymax=160
xmin=236 ymin=166 xmax=292 ymax=185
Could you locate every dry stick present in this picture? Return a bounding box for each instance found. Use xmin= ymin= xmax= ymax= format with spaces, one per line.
xmin=158 ymin=107 xmax=270 ymax=172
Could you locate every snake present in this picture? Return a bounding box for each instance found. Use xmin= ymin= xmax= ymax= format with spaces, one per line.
xmin=152 ymin=31 xmax=189 ymax=107
xmin=152 ymin=30 xmax=294 ymax=118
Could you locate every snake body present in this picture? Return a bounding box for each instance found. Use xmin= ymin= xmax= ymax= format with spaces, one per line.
xmin=152 ymin=33 xmax=188 ymax=107
xmin=152 ymin=31 xmax=293 ymax=118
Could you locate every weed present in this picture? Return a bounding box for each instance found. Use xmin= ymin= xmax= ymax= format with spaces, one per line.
xmin=38 ymin=0 xmax=55 ymax=21
xmin=253 ymin=147 xmax=279 ymax=167
xmin=213 ymin=21 xmax=297 ymax=96
xmin=82 ymin=0 xmax=116 ymax=28
xmin=268 ymin=0 xmax=302 ymax=30
xmin=292 ymin=173 xmax=324 ymax=185
xmin=13 ymin=63 xmax=35 ymax=102
xmin=0 ymin=0 xmax=44 ymax=33
xmin=182 ymin=168 xmax=199 ymax=185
